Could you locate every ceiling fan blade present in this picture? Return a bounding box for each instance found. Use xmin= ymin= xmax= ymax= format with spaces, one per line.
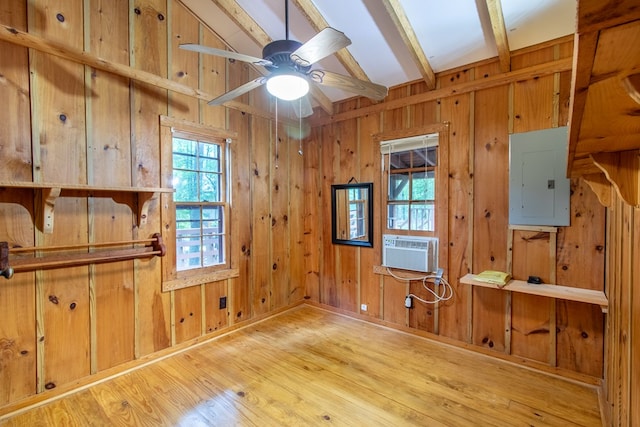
xmin=310 ymin=70 xmax=388 ymax=101
xmin=179 ymin=44 xmax=272 ymax=67
xmin=290 ymin=27 xmax=351 ymax=67
xmin=208 ymin=77 xmax=266 ymax=106
xmin=290 ymin=95 xmax=313 ymax=118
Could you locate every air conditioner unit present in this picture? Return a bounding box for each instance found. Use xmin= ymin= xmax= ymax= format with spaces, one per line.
xmin=382 ymin=234 xmax=438 ymax=273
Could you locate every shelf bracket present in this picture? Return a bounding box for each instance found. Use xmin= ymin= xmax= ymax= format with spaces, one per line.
xmin=582 ymin=173 xmax=612 ymax=208
xmin=36 ymin=187 xmax=61 ymax=234
xmin=590 ymin=150 xmax=640 ymax=207
xmin=137 ymin=192 xmax=159 ymax=227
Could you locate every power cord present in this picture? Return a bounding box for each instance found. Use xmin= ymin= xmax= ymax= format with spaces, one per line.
xmin=385 ymin=267 xmax=453 ymax=307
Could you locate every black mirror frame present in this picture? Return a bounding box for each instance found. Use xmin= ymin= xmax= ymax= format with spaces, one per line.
xmin=331 ymin=182 xmax=374 ymax=248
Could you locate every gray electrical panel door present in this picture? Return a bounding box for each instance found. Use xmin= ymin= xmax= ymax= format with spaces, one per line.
xmin=509 ymin=127 xmax=570 ymax=226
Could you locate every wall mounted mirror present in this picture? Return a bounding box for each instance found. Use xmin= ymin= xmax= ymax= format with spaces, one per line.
xmin=331 ymin=182 xmax=373 ymax=247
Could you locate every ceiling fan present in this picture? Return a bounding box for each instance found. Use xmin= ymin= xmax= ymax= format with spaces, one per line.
xmin=179 ymin=0 xmax=388 ymax=117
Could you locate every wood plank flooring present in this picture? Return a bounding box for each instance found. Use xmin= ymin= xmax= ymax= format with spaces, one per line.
xmin=1 ymin=305 xmax=602 ymax=426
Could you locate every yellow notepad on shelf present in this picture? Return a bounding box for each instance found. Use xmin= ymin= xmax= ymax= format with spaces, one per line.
xmin=474 ymin=270 xmax=511 ymax=285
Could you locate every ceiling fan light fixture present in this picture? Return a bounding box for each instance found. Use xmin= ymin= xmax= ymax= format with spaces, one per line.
xmin=266 ymin=73 xmax=309 ymax=101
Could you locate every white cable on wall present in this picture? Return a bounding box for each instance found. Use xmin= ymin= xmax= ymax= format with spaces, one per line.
xmin=386 ymin=267 xmax=453 ymax=305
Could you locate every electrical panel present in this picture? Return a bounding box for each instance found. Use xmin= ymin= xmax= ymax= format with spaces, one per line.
xmin=509 ymin=127 xmax=570 ymax=226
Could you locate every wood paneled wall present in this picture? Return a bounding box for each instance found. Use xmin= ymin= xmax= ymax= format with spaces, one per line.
xmin=304 ymin=38 xmax=607 ymax=379
xmin=0 ymin=0 xmax=303 ymax=410
xmin=603 ymin=196 xmax=639 ymax=426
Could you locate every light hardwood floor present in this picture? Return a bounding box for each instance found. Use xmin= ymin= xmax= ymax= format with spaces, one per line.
xmin=1 ymin=305 xmax=602 ymax=426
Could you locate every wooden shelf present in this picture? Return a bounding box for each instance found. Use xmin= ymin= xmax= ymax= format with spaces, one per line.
xmin=460 ymin=274 xmax=608 ymax=313
xmin=0 ymin=182 xmax=173 ymax=233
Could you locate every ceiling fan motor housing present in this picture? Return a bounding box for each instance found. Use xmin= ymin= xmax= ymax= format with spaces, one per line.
xmin=262 ymin=39 xmax=311 ymax=74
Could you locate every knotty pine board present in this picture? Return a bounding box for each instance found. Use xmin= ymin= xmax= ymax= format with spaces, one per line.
xmin=86 ymin=0 xmax=135 ymax=373
xmin=358 ymin=100 xmax=382 ymax=319
xmin=250 ymin=114 xmax=272 ymax=315
xmin=381 ymin=85 xmax=410 ymax=132
xmin=336 ymin=101 xmax=360 ymax=313
xmin=0 ymin=1 xmax=31 ymax=182
xmin=382 ymin=276 xmax=409 ymax=326
xmin=228 ymin=58 xmax=252 ymax=324
xmin=269 ymin=130 xmax=291 ymax=310
xmin=204 ymin=279 xmax=227 ymax=333
xmin=408 ymin=80 xmax=438 ymax=126
xmin=438 ymin=67 xmax=473 ymax=342
xmin=270 ymin=121 xmax=291 ymax=310
xmin=167 ymin=0 xmax=207 ymax=348
xmin=288 ymin=130 xmax=306 ymax=303
xmin=0 ymin=1 xmax=35 ymax=405
xmin=510 ymin=229 xmax=553 ymax=363
xmin=130 ymin=0 xmax=170 ymax=357
xmin=320 ymin=124 xmax=339 ymax=307
xmin=200 ymin=29 xmax=227 ymax=128
xmin=556 ymin=178 xmax=605 ymax=376
xmin=0 ymin=195 xmax=36 ymax=405
xmin=29 ymin=0 xmax=90 ymax=392
xmin=471 ymin=61 xmax=510 ymax=353
xmin=174 ymin=285 xmax=202 ymax=344
xmin=302 ymin=127 xmax=322 ymax=302
xmin=512 ymin=45 xmax=556 ymax=134
xmin=168 ymin=0 xmax=199 ymax=120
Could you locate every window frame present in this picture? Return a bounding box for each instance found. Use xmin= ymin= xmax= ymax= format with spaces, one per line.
xmin=172 ymin=135 xmax=228 ymax=272
xmin=160 ymin=116 xmax=239 ymax=291
xmin=375 ymin=125 xmax=449 ymax=241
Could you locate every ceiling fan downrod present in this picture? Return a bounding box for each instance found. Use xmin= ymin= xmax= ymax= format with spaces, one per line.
xmin=285 ymin=0 xmax=290 ymax=40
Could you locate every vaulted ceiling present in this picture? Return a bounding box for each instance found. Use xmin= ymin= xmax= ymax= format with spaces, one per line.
xmin=179 ymin=0 xmax=576 ymax=110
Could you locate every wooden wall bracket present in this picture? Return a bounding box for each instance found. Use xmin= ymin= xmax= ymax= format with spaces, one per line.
xmin=590 ymin=150 xmax=640 ymax=207
xmin=0 ymin=182 xmax=173 ymax=233
xmin=0 ymin=234 xmax=166 ymax=278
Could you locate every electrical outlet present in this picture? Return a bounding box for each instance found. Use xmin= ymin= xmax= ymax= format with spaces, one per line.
xmin=360 ymin=304 xmax=367 ymax=312
xmin=219 ymin=296 xmax=227 ymax=309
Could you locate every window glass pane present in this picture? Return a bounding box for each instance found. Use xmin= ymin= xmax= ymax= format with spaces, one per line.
xmin=389 ymin=173 xmax=410 ymax=201
xmin=202 ymin=206 xmax=224 ymax=234
xmin=173 ymin=170 xmax=199 ymax=202
xmin=200 ymin=172 xmax=220 ymax=202
xmin=199 ymin=143 xmax=220 ymax=172
xmin=176 ymin=205 xmax=201 ymax=230
xmin=202 ymin=234 xmax=223 ymax=266
xmin=176 ymin=236 xmax=202 ymax=271
xmin=173 ymin=138 xmax=197 ymax=169
xmin=387 ymin=204 xmax=409 ymax=230
xmin=411 ymin=170 xmax=435 ymax=200
xmin=389 ymin=152 xmax=411 ymax=170
xmin=410 ymin=203 xmax=435 ymax=231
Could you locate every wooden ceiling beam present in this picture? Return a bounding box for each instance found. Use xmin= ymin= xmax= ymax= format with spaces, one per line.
xmin=209 ymin=0 xmax=272 ymax=47
xmin=291 ymin=0 xmax=370 ymax=82
xmin=484 ymin=0 xmax=511 ymax=73
xmin=381 ymin=0 xmax=436 ymax=90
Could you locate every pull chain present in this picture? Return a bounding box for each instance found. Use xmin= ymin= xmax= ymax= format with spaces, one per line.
xmin=275 ymin=97 xmax=279 ymax=169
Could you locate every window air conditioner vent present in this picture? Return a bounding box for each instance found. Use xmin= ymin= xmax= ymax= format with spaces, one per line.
xmin=382 ymin=234 xmax=438 ymax=273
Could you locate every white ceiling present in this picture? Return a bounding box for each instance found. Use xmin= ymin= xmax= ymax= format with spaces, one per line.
xmin=180 ymin=0 xmax=577 ymax=103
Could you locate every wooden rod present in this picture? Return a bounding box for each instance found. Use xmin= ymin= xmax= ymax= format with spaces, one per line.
xmin=9 ymin=238 xmax=157 ymax=253
xmin=10 ymin=248 xmax=162 ymax=272
xmin=1 ymin=234 xmax=166 ymax=278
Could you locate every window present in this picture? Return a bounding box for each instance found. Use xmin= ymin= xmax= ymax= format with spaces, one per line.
xmin=381 ymin=134 xmax=438 ymax=234
xmin=172 ymin=134 xmax=229 ymax=272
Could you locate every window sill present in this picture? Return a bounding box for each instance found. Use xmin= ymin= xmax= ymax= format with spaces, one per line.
xmin=162 ymin=268 xmax=239 ymax=292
